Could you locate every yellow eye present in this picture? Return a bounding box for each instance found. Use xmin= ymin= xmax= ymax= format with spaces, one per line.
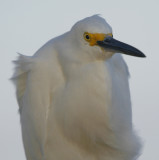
xmin=84 ymin=32 xmax=91 ymax=41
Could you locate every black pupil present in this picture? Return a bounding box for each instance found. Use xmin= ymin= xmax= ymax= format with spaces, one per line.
xmin=85 ymin=35 xmax=90 ymax=39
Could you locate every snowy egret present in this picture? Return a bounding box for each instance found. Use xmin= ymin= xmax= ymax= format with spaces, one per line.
xmin=12 ymin=15 xmax=145 ymax=160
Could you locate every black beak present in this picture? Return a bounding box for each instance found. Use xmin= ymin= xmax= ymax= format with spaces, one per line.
xmin=97 ymin=36 xmax=146 ymax=57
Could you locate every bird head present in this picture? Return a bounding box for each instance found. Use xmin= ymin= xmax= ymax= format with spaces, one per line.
xmin=70 ymin=15 xmax=145 ymax=60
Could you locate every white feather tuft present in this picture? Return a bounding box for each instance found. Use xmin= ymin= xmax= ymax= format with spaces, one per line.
xmin=11 ymin=54 xmax=33 ymax=111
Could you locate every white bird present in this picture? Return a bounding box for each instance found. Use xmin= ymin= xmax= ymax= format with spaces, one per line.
xmin=12 ymin=15 xmax=145 ymax=160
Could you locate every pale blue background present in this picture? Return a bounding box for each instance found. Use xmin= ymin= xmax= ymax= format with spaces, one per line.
xmin=0 ymin=0 xmax=158 ymax=159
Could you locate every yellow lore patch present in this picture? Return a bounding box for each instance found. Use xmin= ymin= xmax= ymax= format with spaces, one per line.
xmin=83 ymin=32 xmax=112 ymax=46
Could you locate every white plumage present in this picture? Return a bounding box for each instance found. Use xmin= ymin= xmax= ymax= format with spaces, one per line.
xmin=12 ymin=15 xmax=142 ymax=160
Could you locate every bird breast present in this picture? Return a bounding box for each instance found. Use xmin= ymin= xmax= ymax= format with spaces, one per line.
xmin=52 ymin=61 xmax=116 ymax=148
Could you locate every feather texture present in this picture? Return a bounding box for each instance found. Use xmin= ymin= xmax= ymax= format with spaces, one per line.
xmin=12 ymin=15 xmax=142 ymax=160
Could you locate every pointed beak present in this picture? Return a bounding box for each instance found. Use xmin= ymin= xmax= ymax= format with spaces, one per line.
xmin=97 ymin=36 xmax=146 ymax=57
